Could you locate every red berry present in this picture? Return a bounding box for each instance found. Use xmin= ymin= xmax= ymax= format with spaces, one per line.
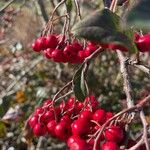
xmin=105 ymin=125 xmax=124 ymax=143
xmin=77 ymin=50 xmax=85 ymax=62
xmin=60 ymin=115 xmax=72 ymax=124
xmin=33 ymin=122 xmax=47 ymax=136
xmin=106 ymin=112 xmax=114 ymax=120
xmin=55 ymin=122 xmax=71 ymax=141
xmin=45 ymin=35 xmax=58 ymax=49
xmin=32 ymin=42 xmax=41 ymax=52
xmin=135 ymin=34 xmax=150 ymax=52
xmin=29 ymin=116 xmax=38 ymax=128
xmin=78 ymin=110 xmax=93 ymax=121
xmin=43 ymin=48 xmax=54 ymax=59
xmin=47 ymin=120 xmax=57 ymax=136
xmin=67 ymin=97 xmax=76 ymax=108
xmin=72 ymin=42 xmax=83 ymax=51
xmin=67 ymin=135 xmax=80 ymax=148
xmin=69 ymin=137 xmax=89 ymax=150
xmin=51 ymin=49 xmax=65 ymax=62
xmin=93 ymin=109 xmax=106 ymax=124
xmin=43 ymin=110 xmax=54 ymax=124
xmin=102 ymin=141 xmax=119 ymax=150
xmin=43 ymin=99 xmax=52 ymax=107
xmin=75 ymin=101 xmax=84 ymax=113
xmin=71 ymin=119 xmax=90 ymax=136
xmin=59 ymin=101 xmax=67 ymax=111
xmin=35 ymin=107 xmax=44 ymax=115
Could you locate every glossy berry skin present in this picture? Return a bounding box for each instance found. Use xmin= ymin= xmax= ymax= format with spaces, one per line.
xmin=67 ymin=97 xmax=76 ymax=108
xmin=71 ymin=119 xmax=90 ymax=136
xmin=51 ymin=49 xmax=65 ymax=62
xmin=105 ymin=125 xmax=124 ymax=143
xmin=67 ymin=135 xmax=81 ymax=148
xmin=78 ymin=110 xmax=93 ymax=121
xmin=43 ymin=110 xmax=54 ymax=124
xmin=33 ymin=123 xmax=47 ymax=136
xmin=93 ymin=109 xmax=106 ymax=124
xmin=43 ymin=99 xmax=52 ymax=106
xmin=69 ymin=137 xmax=89 ymax=150
xmin=47 ymin=120 xmax=57 ymax=136
xmin=55 ymin=122 xmax=71 ymax=141
xmin=44 ymin=48 xmax=54 ymax=59
xmin=45 ymin=35 xmax=58 ymax=49
xmin=106 ymin=112 xmax=114 ymax=120
xmin=102 ymin=141 xmax=119 ymax=150
xmin=29 ymin=116 xmax=38 ymax=128
xmin=35 ymin=107 xmax=44 ymax=115
xmin=108 ymin=44 xmax=128 ymax=52
xmin=135 ymin=34 xmax=150 ymax=52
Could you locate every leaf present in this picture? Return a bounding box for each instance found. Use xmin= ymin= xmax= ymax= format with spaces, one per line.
xmin=125 ymin=0 xmax=150 ymax=31
xmin=66 ymin=0 xmax=73 ymax=12
xmin=72 ymin=9 xmax=133 ymax=50
xmin=73 ymin=67 xmax=87 ymax=101
xmin=0 ymin=97 xmax=11 ymax=118
xmin=0 ymin=121 xmax=6 ymax=138
xmin=123 ymin=29 xmax=138 ymax=53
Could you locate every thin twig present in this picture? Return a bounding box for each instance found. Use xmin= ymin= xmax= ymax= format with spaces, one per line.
xmin=128 ymin=59 xmax=150 ymax=75
xmin=0 ymin=0 xmax=15 ymax=13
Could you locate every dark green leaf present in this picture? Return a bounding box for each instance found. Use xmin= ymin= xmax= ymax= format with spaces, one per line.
xmin=123 ymin=29 xmax=138 ymax=53
xmin=72 ymin=9 xmax=133 ymax=50
xmin=66 ymin=0 xmax=73 ymax=12
xmin=0 ymin=98 xmax=11 ymax=118
xmin=73 ymin=67 xmax=87 ymax=101
xmin=125 ymin=0 xmax=150 ymax=31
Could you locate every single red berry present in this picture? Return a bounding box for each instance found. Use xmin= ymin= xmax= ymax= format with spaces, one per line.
xmin=47 ymin=120 xmax=57 ymax=136
xmin=45 ymin=34 xmax=58 ymax=49
xmin=72 ymin=42 xmax=83 ymax=51
xmin=75 ymin=101 xmax=84 ymax=113
xmin=71 ymin=119 xmax=90 ymax=136
xmin=135 ymin=34 xmax=150 ymax=52
xmin=55 ymin=122 xmax=71 ymax=141
xmin=51 ymin=49 xmax=66 ymax=62
xmin=35 ymin=107 xmax=44 ymax=115
xmin=102 ymin=141 xmax=119 ymax=150
xmin=43 ymin=48 xmax=54 ymax=59
xmin=33 ymin=122 xmax=47 ymax=136
xmin=60 ymin=115 xmax=72 ymax=124
xmin=87 ymin=138 xmax=101 ymax=150
xmin=32 ymin=42 xmax=41 ymax=52
xmin=29 ymin=115 xmax=38 ymax=128
xmin=105 ymin=125 xmax=124 ymax=143
xmin=67 ymin=97 xmax=76 ymax=108
xmin=67 ymin=135 xmax=80 ymax=148
xmin=43 ymin=110 xmax=54 ymax=124
xmin=77 ymin=50 xmax=85 ymax=62
xmin=93 ymin=109 xmax=106 ymax=124
xmin=59 ymin=101 xmax=67 ymax=111
xmin=78 ymin=110 xmax=93 ymax=121
xmin=37 ymin=37 xmax=47 ymax=50
xmin=69 ymin=137 xmax=89 ymax=150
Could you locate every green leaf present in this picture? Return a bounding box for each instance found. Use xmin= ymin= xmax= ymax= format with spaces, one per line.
xmin=125 ymin=0 xmax=150 ymax=31
xmin=66 ymin=0 xmax=73 ymax=12
xmin=0 ymin=98 xmax=11 ymax=118
xmin=72 ymin=9 xmax=133 ymax=50
xmin=0 ymin=121 xmax=6 ymax=138
xmin=123 ymin=29 xmax=138 ymax=53
xmin=73 ymin=67 xmax=87 ymax=101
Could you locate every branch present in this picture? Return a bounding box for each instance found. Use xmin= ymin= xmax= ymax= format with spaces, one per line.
xmin=37 ymin=0 xmax=49 ymax=23
xmin=116 ymin=50 xmax=134 ymax=108
xmin=128 ymin=59 xmax=150 ymax=75
xmin=0 ymin=0 xmax=15 ymax=13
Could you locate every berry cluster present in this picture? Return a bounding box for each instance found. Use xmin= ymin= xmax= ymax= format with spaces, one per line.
xmin=32 ymin=34 xmax=98 ymax=64
xmin=28 ymin=96 xmax=128 ymax=150
xmin=135 ymin=33 xmax=150 ymax=52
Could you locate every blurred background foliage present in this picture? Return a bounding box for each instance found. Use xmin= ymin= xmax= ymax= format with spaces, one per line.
xmin=0 ymin=0 xmax=149 ymax=149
